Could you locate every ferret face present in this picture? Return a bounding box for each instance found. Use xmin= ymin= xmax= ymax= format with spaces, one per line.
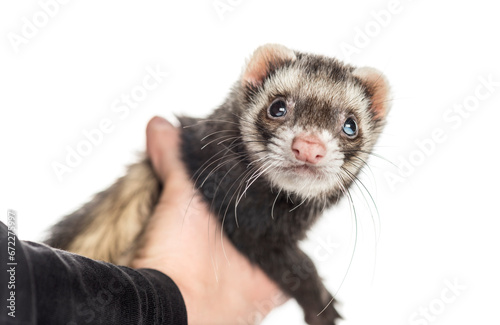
xmin=238 ymin=45 xmax=390 ymax=199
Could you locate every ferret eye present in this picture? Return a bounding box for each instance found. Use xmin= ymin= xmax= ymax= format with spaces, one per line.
xmin=343 ymin=117 xmax=358 ymax=137
xmin=268 ymin=99 xmax=287 ymax=118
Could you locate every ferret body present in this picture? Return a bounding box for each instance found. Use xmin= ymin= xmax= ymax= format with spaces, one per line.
xmin=46 ymin=44 xmax=391 ymax=324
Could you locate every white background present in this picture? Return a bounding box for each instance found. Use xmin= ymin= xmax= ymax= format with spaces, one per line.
xmin=1 ymin=1 xmax=499 ymax=324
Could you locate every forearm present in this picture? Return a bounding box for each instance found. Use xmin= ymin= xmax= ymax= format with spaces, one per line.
xmin=0 ymin=222 xmax=187 ymax=325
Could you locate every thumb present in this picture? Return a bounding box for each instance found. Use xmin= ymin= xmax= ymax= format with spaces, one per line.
xmin=146 ymin=116 xmax=184 ymax=182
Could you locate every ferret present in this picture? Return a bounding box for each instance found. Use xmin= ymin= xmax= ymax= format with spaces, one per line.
xmin=46 ymin=44 xmax=391 ymax=324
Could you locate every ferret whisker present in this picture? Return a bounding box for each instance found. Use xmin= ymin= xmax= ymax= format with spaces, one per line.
xmin=207 ymin=210 xmax=220 ymax=283
xmin=192 ymin=140 xmax=241 ymax=179
xmin=201 ymin=129 xmax=238 ymax=141
xmin=271 ymin=188 xmax=282 ymax=220
xmin=317 ymin=175 xmax=346 ymax=316
xmin=193 ymin=134 xmax=262 ymax=180
xmin=342 ymin=148 xmax=397 ymax=169
xmin=208 ymin=149 xmax=269 ymax=210
xmin=181 ymin=157 xmax=245 ymax=258
xmin=247 ymin=155 xmax=270 ymax=168
xmin=342 ymin=167 xmax=380 ymax=240
xmin=318 ymin=172 xmax=358 ymax=317
xmin=236 ymin=159 xmax=278 ymax=217
xmin=203 ymin=133 xmax=262 ymax=146
xmin=239 ymin=160 xmax=275 ymax=204
xmin=199 ymin=155 xmax=245 ymax=188
xmin=230 ymin=162 xmax=267 ymax=227
xmin=234 ymin=155 xmax=269 ymax=220
xmin=180 ymin=155 xmax=242 ymax=281
xmin=358 ymin=150 xmax=397 ymax=168
xmin=217 ymin=165 xmax=256 ymax=218
xmin=187 ymin=147 xmax=248 ymax=226
xmin=343 ymin=166 xmax=381 ymax=288
xmin=201 ymin=135 xmax=242 ymax=150
xmin=289 ymin=196 xmax=307 ymax=212
xmin=194 ymin=152 xmax=242 ymax=188
xmin=349 ymin=156 xmax=377 ymax=191
xmin=183 ymin=118 xmax=242 ymax=128
xmin=217 ymin=164 xmax=261 ymax=264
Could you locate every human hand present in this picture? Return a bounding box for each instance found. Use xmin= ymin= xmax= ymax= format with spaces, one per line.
xmin=132 ymin=116 xmax=286 ymax=325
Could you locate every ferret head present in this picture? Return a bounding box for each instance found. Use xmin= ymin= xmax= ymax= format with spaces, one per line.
xmin=237 ymin=44 xmax=391 ymax=200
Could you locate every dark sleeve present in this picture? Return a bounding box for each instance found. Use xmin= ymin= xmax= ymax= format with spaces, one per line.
xmin=0 ymin=221 xmax=187 ymax=325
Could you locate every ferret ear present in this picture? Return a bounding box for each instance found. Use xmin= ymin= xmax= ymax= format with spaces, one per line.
xmin=353 ymin=67 xmax=391 ymax=120
xmin=242 ymin=44 xmax=297 ymax=88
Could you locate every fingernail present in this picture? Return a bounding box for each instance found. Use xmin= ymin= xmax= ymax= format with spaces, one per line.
xmin=150 ymin=116 xmax=172 ymax=129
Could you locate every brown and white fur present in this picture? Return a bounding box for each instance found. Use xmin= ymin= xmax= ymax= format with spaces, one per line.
xmin=46 ymin=44 xmax=391 ymax=324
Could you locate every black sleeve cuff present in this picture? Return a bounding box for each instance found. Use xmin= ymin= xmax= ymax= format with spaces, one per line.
xmin=136 ymin=268 xmax=188 ymax=325
xmin=0 ymin=221 xmax=187 ymax=325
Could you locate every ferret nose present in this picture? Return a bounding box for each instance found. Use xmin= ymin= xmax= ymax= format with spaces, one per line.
xmin=291 ymin=135 xmax=326 ymax=164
